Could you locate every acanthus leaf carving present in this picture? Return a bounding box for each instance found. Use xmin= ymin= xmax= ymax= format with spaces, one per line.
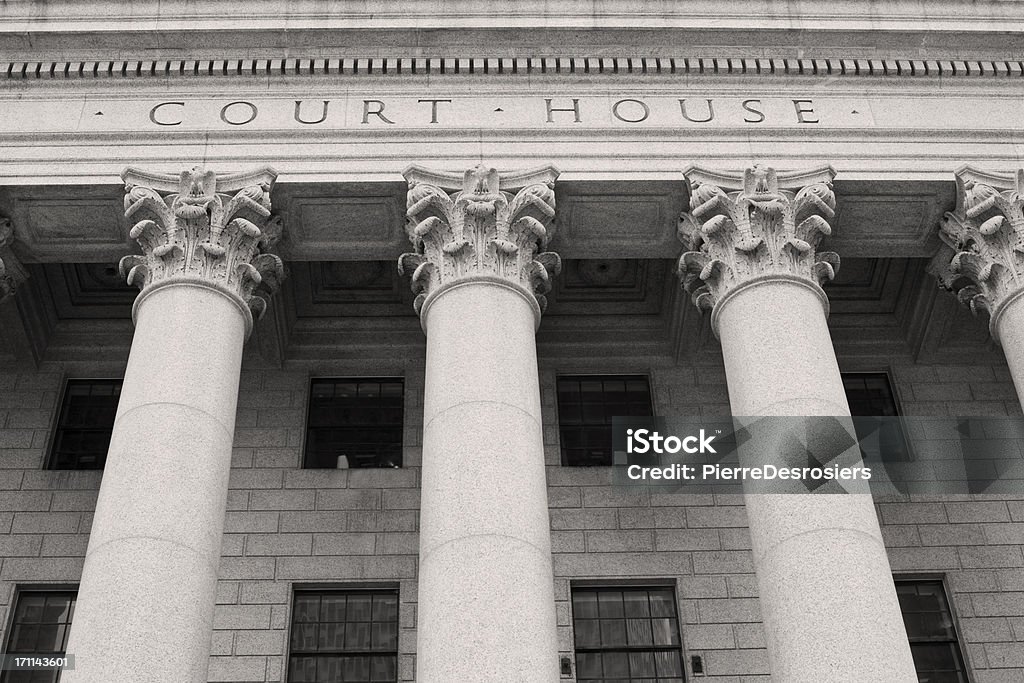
xmin=118 ymin=166 xmax=284 ymax=320
xmin=677 ymin=164 xmax=839 ymax=313
xmin=932 ymin=167 xmax=1024 ymax=336
xmin=0 ymin=217 xmax=27 ymax=302
xmin=398 ymin=164 xmax=561 ymax=316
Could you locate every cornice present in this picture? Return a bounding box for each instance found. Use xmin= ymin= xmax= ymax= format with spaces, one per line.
xmin=4 ymin=55 xmax=1024 ymax=81
xmin=1 ymin=0 xmax=1023 ymax=34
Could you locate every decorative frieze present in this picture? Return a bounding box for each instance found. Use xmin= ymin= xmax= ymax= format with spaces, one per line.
xmin=0 ymin=217 xmax=27 ymax=302
xmin=398 ymin=164 xmax=561 ymax=315
xmin=678 ymin=164 xmax=839 ymax=313
xmin=933 ymin=167 xmax=1024 ymax=339
xmin=118 ymin=166 xmax=284 ymax=319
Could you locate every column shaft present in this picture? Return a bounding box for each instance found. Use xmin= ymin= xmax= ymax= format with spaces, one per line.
xmin=934 ymin=167 xmax=1024 ymax=410
xmin=63 ymin=283 xmax=246 ymax=683
xmin=63 ymin=165 xmax=282 ymax=683
xmin=718 ymin=279 xmax=918 ymax=683
xmin=417 ymin=280 xmax=559 ymax=681
xmin=679 ymin=165 xmax=917 ymax=682
xmin=996 ymin=293 xmax=1024 ymax=411
xmin=399 ymin=164 xmax=563 ymax=683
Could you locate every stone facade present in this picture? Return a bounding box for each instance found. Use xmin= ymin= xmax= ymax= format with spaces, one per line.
xmin=2 ymin=356 xmax=1024 ymax=681
xmin=2 ymin=1 xmax=1024 ymax=682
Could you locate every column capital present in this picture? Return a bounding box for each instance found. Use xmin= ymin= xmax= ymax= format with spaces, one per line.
xmin=0 ymin=217 xmax=27 ymax=302
xmin=932 ymin=166 xmax=1024 ymax=340
xmin=677 ymin=164 xmax=839 ymax=325
xmin=397 ymin=164 xmax=562 ymax=320
xmin=118 ymin=166 xmax=284 ymax=329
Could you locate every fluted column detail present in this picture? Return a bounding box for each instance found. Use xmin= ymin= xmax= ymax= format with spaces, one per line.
xmin=933 ymin=167 xmax=1024 ymax=410
xmin=399 ymin=164 xmax=561 ymax=683
xmin=0 ymin=217 xmax=27 ymax=302
xmin=678 ymin=165 xmax=918 ymax=683
xmin=63 ymin=166 xmax=282 ymax=683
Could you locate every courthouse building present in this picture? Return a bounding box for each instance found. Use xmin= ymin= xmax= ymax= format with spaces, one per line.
xmin=2 ymin=1 xmax=1024 ymax=681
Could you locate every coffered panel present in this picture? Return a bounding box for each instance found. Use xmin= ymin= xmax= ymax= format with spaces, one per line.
xmin=0 ymin=184 xmax=129 ymax=262
xmin=274 ymin=182 xmax=406 ymax=260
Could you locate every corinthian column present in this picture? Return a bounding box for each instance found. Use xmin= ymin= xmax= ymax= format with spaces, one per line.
xmin=399 ymin=164 xmax=561 ymax=682
xmin=934 ymin=168 xmax=1024 ymax=410
xmin=63 ymin=167 xmax=283 ymax=683
xmin=678 ymin=165 xmax=918 ymax=682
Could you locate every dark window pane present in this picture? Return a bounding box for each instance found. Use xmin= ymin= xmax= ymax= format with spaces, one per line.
xmin=304 ymin=379 xmax=405 ymax=469
xmin=288 ymin=590 xmax=398 ymax=683
xmin=598 ymin=591 xmax=624 ymax=618
xmin=575 ymin=619 xmax=601 ymax=648
xmin=577 ymin=652 xmax=602 ymax=678
xmin=651 ymin=618 xmax=679 ymax=646
xmin=629 ymin=651 xmax=656 ymax=677
xmin=558 ymin=375 xmax=653 ymax=466
xmin=842 ymin=373 xmax=912 ymax=462
xmin=623 ymin=592 xmax=651 ymax=618
xmin=600 ymin=619 xmax=627 ymax=647
xmin=648 ymin=591 xmax=676 ymax=618
xmin=654 ymin=650 xmax=684 ymax=677
xmin=571 ymin=587 xmax=682 ymax=683
xmin=345 ymin=622 xmax=372 ymax=650
xmin=896 ymin=580 xmax=968 ymax=683
xmin=318 ymin=624 xmax=344 ymax=650
xmin=48 ymin=379 xmax=121 ymax=470
xmin=573 ymin=591 xmax=599 ymax=619
xmin=626 ymin=619 xmax=653 ymax=647
xmin=603 ymin=652 xmax=629 ymax=677
xmin=1 ymin=591 xmax=76 ymax=683
xmin=291 ymin=624 xmax=319 ymax=652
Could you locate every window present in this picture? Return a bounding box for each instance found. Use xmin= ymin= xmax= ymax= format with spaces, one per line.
xmin=842 ymin=372 xmax=912 ymax=462
xmin=304 ymin=379 xmax=404 ymax=469
xmin=572 ymin=587 xmax=685 ymax=683
xmin=557 ymin=375 xmax=653 ymax=467
xmin=1 ymin=590 xmax=77 ymax=683
xmin=287 ymin=589 xmax=399 ymax=683
xmin=896 ymin=580 xmax=968 ymax=683
xmin=47 ymin=379 xmax=122 ymax=470
xmin=842 ymin=372 xmax=901 ymax=417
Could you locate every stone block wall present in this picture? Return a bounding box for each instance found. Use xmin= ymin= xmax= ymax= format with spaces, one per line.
xmin=0 ymin=351 xmax=1023 ymax=682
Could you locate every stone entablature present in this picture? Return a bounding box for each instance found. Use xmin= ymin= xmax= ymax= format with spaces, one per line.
xmin=118 ymin=166 xmax=284 ymax=328
xmin=934 ymin=167 xmax=1024 ymax=340
xmin=677 ymin=165 xmax=839 ymax=323
xmin=2 ymin=0 xmax=1021 ymax=36
xmin=398 ymin=164 xmax=561 ymax=319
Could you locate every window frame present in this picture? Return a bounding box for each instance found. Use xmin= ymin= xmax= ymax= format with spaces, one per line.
xmin=44 ymin=377 xmax=123 ymax=471
xmin=555 ymin=373 xmax=656 ymax=468
xmin=0 ymin=586 xmax=78 ymax=683
xmin=840 ymin=370 xmax=915 ymax=464
xmin=569 ymin=582 xmax=687 ymax=683
xmin=301 ymin=376 xmax=406 ymax=470
xmin=894 ymin=575 xmax=972 ymax=683
xmin=284 ymin=585 xmax=401 ymax=683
